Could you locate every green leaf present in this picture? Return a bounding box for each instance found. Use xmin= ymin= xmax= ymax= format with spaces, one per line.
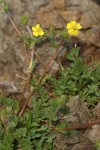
xmin=67 ymin=47 xmax=80 ymax=61
xmin=46 ymin=134 xmax=56 ymax=143
xmin=19 ymin=137 xmax=33 ymax=150
xmin=1 ymin=130 xmax=14 ymax=150
xmin=20 ymin=15 xmax=28 ymax=26
xmin=14 ymin=128 xmax=27 ymax=138
xmin=30 ymin=122 xmax=40 ymax=127
xmin=3 ymin=2 xmax=9 ymax=12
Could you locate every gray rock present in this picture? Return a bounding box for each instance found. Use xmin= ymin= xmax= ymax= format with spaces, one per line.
xmin=88 ymin=125 xmax=100 ymax=143
xmin=54 ymin=130 xmax=84 ymax=150
xmin=0 ymin=81 xmax=20 ymax=93
xmin=64 ymin=96 xmax=91 ymax=125
xmin=71 ymin=141 xmax=95 ymax=150
xmin=88 ymin=26 xmax=100 ymax=47
xmin=0 ymin=36 xmax=26 ymax=94
xmin=94 ymin=102 xmax=100 ymax=119
xmin=0 ymin=13 xmax=8 ymax=29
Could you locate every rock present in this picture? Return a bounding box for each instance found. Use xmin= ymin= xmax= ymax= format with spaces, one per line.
xmin=87 ymin=26 xmax=100 ymax=47
xmin=49 ymin=60 xmax=59 ymax=74
xmin=24 ymin=0 xmax=46 ymax=16
xmin=0 ymin=13 xmax=8 ymax=29
xmin=94 ymin=102 xmax=100 ymax=119
xmin=71 ymin=141 xmax=95 ymax=150
xmin=80 ymin=44 xmax=99 ymax=64
xmin=54 ymin=130 xmax=84 ymax=150
xmin=36 ymin=42 xmax=66 ymax=75
xmin=92 ymin=0 xmax=100 ymax=5
xmin=61 ymin=10 xmax=80 ymax=22
xmin=54 ymin=122 xmax=96 ymax=150
xmin=53 ymin=0 xmax=67 ymax=10
xmin=79 ymin=14 xmax=94 ymax=29
xmin=6 ymin=0 xmax=25 ymax=25
xmin=0 ymin=35 xmax=27 ymax=94
xmin=36 ymin=5 xmax=65 ymax=29
xmin=0 ymin=81 xmax=20 ymax=94
xmin=88 ymin=125 xmax=100 ymax=143
xmin=64 ymin=96 xmax=91 ymax=125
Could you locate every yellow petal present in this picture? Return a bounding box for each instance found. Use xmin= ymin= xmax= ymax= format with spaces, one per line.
xmin=36 ymin=24 xmax=40 ymax=29
xmin=39 ymin=30 xmax=44 ymax=36
xmin=33 ymin=31 xmax=39 ymax=36
xmin=70 ymin=21 xmax=76 ymax=27
xmin=76 ymin=23 xmax=82 ymax=29
xmin=68 ymin=29 xmax=74 ymax=35
xmin=66 ymin=23 xmax=71 ymax=29
xmin=32 ymin=26 xmax=36 ymax=31
xmin=73 ymin=30 xmax=78 ymax=36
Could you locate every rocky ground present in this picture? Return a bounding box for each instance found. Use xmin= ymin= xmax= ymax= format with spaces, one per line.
xmin=0 ymin=0 xmax=100 ymax=149
xmin=0 ymin=0 xmax=100 ymax=94
xmin=54 ymin=96 xmax=100 ymax=150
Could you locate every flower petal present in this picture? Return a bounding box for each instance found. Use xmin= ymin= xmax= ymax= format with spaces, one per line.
xmin=66 ymin=23 xmax=71 ymax=29
xmin=76 ymin=23 xmax=82 ymax=29
xmin=68 ymin=29 xmax=74 ymax=35
xmin=32 ymin=26 xmax=36 ymax=31
xmin=39 ymin=30 xmax=44 ymax=36
xmin=70 ymin=21 xmax=76 ymax=27
xmin=36 ymin=24 xmax=40 ymax=29
xmin=33 ymin=31 xmax=39 ymax=36
xmin=73 ymin=30 xmax=78 ymax=36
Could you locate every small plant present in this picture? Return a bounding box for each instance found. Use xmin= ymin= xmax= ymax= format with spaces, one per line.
xmin=0 ymin=0 xmax=9 ymax=13
xmin=49 ymin=54 xmax=100 ymax=107
xmin=0 ymin=3 xmax=100 ymax=149
xmin=20 ymin=15 xmax=28 ymax=26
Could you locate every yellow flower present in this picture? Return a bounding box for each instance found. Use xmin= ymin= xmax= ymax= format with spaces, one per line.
xmin=66 ymin=20 xmax=82 ymax=36
xmin=32 ymin=24 xmax=44 ymax=37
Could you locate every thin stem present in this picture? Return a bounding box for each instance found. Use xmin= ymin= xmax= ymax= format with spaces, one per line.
xmin=18 ymin=73 xmax=52 ymax=117
xmin=26 ymin=26 xmax=46 ymax=69
xmin=37 ymin=40 xmax=64 ymax=84
xmin=18 ymin=40 xmax=64 ymax=116
xmin=57 ymin=57 xmax=64 ymax=70
xmin=23 ymin=44 xmax=30 ymax=64
xmin=18 ymin=90 xmax=33 ymax=117
xmin=26 ymin=25 xmax=33 ymax=38
xmin=19 ymin=46 xmax=35 ymax=104
xmin=52 ymin=120 xmax=100 ymax=131
xmin=7 ymin=13 xmax=22 ymax=37
xmin=34 ymin=51 xmax=45 ymax=69
xmin=16 ymin=74 xmax=27 ymax=81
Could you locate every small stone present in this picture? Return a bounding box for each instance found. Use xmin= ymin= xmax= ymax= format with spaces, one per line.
xmin=0 ymin=81 xmax=20 ymax=94
xmin=88 ymin=125 xmax=100 ymax=143
xmin=49 ymin=61 xmax=59 ymax=74
xmin=94 ymin=102 xmax=100 ymax=119
xmin=65 ymin=96 xmax=91 ymax=125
